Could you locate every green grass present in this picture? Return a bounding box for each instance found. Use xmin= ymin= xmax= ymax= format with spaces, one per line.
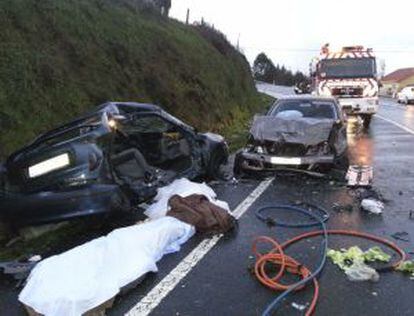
xmin=0 ymin=0 xmax=259 ymax=158
xmin=221 ymin=93 xmax=275 ymax=152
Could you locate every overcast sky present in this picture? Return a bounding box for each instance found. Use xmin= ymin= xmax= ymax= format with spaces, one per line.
xmin=170 ymin=0 xmax=414 ymax=75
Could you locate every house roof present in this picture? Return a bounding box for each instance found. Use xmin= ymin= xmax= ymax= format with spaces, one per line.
xmin=382 ymin=68 xmax=414 ymax=83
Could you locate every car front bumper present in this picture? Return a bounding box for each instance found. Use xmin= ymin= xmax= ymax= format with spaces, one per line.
xmin=338 ymin=97 xmax=378 ymax=115
xmin=0 ymin=184 xmax=124 ymax=226
xmin=238 ymin=152 xmax=334 ymax=171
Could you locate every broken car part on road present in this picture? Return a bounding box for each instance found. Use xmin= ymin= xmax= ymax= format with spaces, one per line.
xmin=0 ymin=102 xmax=229 ymax=227
xmin=346 ymin=165 xmax=374 ymax=187
xmin=235 ymin=96 xmax=348 ymax=175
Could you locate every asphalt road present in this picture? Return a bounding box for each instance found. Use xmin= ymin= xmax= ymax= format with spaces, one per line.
xmin=1 ymin=94 xmax=414 ymax=316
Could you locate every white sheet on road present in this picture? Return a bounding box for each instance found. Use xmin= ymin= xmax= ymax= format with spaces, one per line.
xmin=19 ymin=217 xmax=195 ymax=316
xmin=144 ymin=178 xmax=230 ymax=219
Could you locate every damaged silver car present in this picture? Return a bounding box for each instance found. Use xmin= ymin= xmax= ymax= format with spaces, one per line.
xmin=234 ymin=96 xmax=348 ymax=174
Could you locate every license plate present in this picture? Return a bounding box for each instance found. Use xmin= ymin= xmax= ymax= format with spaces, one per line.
xmin=270 ymin=157 xmax=302 ymax=165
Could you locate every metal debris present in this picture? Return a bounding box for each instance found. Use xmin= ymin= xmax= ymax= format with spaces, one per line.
xmin=346 ymin=165 xmax=373 ymax=187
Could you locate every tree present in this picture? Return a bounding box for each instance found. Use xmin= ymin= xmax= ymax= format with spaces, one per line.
xmin=252 ymin=53 xmax=276 ymax=83
xmin=253 ymin=53 xmax=309 ymax=86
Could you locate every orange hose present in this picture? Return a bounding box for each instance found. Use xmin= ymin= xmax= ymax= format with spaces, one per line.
xmin=253 ymin=230 xmax=406 ymax=316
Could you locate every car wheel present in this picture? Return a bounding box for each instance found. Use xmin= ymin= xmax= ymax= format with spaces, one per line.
xmin=233 ymin=151 xmax=245 ymax=177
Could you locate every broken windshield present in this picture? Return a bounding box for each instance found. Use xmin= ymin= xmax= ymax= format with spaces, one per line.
xmin=269 ymin=100 xmax=337 ymax=119
xmin=319 ymin=58 xmax=376 ymax=79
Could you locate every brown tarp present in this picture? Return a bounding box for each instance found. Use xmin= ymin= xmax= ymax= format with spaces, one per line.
xmin=167 ymin=194 xmax=236 ymax=235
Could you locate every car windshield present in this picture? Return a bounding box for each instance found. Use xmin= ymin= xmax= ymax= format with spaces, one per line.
xmin=319 ymin=58 xmax=376 ymax=79
xmin=270 ymin=100 xmax=337 ymax=119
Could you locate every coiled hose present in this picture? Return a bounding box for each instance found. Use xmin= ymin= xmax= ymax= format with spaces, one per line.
xmin=253 ymin=204 xmax=406 ymax=316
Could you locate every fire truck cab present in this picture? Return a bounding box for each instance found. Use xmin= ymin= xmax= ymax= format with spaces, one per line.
xmin=311 ymin=45 xmax=379 ymax=127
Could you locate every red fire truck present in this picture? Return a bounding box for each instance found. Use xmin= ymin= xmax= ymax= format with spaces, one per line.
xmin=311 ymin=45 xmax=379 ymax=127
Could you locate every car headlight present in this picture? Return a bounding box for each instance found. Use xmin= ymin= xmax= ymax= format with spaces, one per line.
xmin=306 ymin=142 xmax=331 ymax=156
xmin=28 ymin=153 xmax=70 ymax=178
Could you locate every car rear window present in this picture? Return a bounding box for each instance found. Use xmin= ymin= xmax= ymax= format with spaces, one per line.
xmin=269 ymin=100 xmax=337 ymax=119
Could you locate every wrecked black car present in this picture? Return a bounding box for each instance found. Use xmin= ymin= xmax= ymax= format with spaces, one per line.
xmin=0 ymin=102 xmax=228 ymax=226
xmin=234 ymin=96 xmax=348 ymax=174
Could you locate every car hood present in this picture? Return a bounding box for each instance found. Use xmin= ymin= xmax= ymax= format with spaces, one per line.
xmin=250 ymin=115 xmax=335 ymax=146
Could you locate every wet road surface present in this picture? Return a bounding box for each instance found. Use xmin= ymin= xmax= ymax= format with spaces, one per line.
xmin=1 ymin=97 xmax=414 ymax=316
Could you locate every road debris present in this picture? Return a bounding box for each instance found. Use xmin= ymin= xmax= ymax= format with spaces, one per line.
xmin=291 ymin=302 xmax=308 ymax=311
xmin=327 ymin=246 xmax=391 ymax=282
xmin=391 ymin=231 xmax=410 ymax=242
xmin=346 ymin=165 xmax=373 ymax=187
xmin=345 ymin=262 xmax=379 ymax=282
xmin=396 ymin=261 xmax=414 ymax=276
xmin=361 ymin=199 xmax=384 ymax=214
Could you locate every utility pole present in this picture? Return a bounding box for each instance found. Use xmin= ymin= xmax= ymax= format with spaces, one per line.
xmin=186 ymin=8 xmax=190 ymax=24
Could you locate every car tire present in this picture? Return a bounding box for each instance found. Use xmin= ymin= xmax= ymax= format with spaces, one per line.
xmin=233 ymin=151 xmax=245 ymax=178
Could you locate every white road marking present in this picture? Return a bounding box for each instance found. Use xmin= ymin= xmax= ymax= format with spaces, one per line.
xmin=376 ymin=114 xmax=414 ymax=135
xmin=125 ymin=178 xmax=274 ymax=316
